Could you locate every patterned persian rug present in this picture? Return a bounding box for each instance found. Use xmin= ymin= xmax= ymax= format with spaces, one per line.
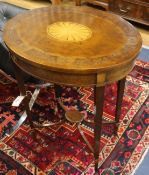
xmin=0 ymin=48 xmax=148 ymax=175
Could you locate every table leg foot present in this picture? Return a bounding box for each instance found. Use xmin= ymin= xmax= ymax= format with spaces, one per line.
xmin=94 ymin=86 xmax=105 ymax=173
xmin=114 ymin=123 xmax=119 ymax=135
xmin=115 ymin=77 xmax=126 ymax=134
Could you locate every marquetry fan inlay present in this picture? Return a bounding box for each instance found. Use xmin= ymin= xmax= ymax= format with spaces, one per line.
xmin=47 ymin=22 xmax=92 ymax=42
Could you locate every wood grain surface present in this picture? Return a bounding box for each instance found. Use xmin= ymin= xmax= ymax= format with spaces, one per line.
xmin=4 ymin=6 xmax=142 ymax=86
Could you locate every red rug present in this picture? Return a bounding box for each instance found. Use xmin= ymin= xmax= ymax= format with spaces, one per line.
xmin=0 ymin=58 xmax=148 ymax=175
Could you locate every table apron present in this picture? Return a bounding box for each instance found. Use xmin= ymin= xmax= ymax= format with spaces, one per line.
xmin=13 ymin=57 xmax=135 ymax=87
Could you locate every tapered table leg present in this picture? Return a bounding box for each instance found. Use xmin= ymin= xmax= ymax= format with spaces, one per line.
xmin=11 ymin=58 xmax=33 ymax=128
xmin=94 ymin=86 xmax=105 ymax=173
xmin=115 ymin=77 xmax=126 ymax=134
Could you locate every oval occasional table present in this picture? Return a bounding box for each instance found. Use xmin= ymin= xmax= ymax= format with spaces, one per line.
xmin=4 ymin=6 xmax=142 ymax=173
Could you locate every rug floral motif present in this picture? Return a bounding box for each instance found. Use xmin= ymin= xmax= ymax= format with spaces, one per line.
xmin=0 ymin=56 xmax=148 ymax=174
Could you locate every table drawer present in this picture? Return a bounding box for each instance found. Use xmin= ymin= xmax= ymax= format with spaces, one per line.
xmin=109 ymin=0 xmax=149 ymax=25
xmin=110 ymin=0 xmax=138 ymax=18
xmin=141 ymin=6 xmax=149 ymax=22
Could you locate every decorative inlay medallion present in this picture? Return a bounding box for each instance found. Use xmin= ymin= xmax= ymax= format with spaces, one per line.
xmin=47 ymin=22 xmax=92 ymax=42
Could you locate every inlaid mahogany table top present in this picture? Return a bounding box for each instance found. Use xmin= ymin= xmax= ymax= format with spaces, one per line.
xmin=4 ymin=6 xmax=142 ymax=86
